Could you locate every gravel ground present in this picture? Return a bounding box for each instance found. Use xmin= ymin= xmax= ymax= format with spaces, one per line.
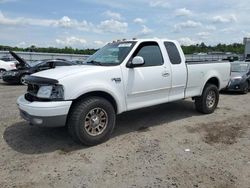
xmin=0 ymin=80 xmax=249 ymax=188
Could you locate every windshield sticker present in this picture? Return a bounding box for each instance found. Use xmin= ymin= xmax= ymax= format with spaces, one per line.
xmin=118 ymin=43 xmax=132 ymax=48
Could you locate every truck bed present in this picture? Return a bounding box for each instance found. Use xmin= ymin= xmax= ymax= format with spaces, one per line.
xmin=184 ymin=61 xmax=231 ymax=98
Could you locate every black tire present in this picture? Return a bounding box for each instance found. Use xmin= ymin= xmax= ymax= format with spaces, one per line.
xmin=0 ymin=69 xmax=6 ymax=73
xmin=0 ymin=69 xmax=6 ymax=79
xmin=67 ymin=97 xmax=116 ymax=146
xmin=195 ymin=84 xmax=219 ymax=114
xmin=19 ymin=74 xmax=28 ymax=85
xmin=241 ymin=82 xmax=249 ymax=94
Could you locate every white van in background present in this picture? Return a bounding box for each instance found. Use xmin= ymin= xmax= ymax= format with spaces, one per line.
xmin=0 ymin=60 xmax=16 ymax=78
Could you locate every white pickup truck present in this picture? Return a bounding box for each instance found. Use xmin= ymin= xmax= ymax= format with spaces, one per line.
xmin=17 ymin=39 xmax=231 ymax=145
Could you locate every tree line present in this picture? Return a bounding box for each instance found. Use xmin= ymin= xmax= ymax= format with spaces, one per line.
xmin=0 ymin=42 xmax=245 ymax=55
xmin=181 ymin=42 xmax=244 ymax=54
xmin=0 ymin=45 xmax=97 ymax=55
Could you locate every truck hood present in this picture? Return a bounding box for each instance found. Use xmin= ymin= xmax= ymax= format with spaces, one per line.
xmin=32 ymin=65 xmax=111 ymax=80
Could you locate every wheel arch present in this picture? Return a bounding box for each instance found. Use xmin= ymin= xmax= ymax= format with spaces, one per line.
xmin=207 ymin=77 xmax=220 ymax=87
xmin=203 ymin=77 xmax=220 ymax=91
xmin=19 ymin=73 xmax=30 ymax=84
xmin=71 ymin=91 xmax=119 ymax=114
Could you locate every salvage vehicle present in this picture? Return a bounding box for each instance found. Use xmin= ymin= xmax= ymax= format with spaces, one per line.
xmin=17 ymin=39 xmax=231 ymax=145
xmin=0 ymin=59 xmax=16 ymax=79
xmin=226 ymin=62 xmax=250 ymax=94
xmin=2 ymin=51 xmax=76 ymax=85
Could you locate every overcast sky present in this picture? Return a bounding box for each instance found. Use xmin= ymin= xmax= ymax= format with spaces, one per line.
xmin=0 ymin=0 xmax=249 ymax=48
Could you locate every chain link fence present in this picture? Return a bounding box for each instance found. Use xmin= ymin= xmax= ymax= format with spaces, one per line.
xmin=0 ymin=51 xmax=243 ymax=63
xmin=0 ymin=51 xmax=89 ymax=62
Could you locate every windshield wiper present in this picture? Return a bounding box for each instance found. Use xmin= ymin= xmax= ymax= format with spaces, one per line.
xmin=85 ymin=60 xmax=103 ymax=66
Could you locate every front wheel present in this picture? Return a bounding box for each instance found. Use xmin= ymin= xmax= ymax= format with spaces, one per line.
xmin=20 ymin=74 xmax=28 ymax=85
xmin=0 ymin=69 xmax=6 ymax=78
xmin=195 ymin=84 xmax=219 ymax=114
xmin=67 ymin=97 xmax=116 ymax=146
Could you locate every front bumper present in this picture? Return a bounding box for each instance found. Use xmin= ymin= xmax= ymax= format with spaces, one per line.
xmin=226 ymin=81 xmax=244 ymax=91
xmin=17 ymin=95 xmax=72 ymax=127
xmin=2 ymin=74 xmax=20 ymax=83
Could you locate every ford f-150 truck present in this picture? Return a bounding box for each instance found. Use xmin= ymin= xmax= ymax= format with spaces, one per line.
xmin=17 ymin=39 xmax=231 ymax=146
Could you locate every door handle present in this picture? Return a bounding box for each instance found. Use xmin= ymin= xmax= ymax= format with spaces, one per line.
xmin=162 ymin=72 xmax=170 ymax=77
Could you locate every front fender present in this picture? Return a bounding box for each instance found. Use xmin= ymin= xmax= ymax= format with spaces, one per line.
xmin=67 ymin=83 xmax=126 ymax=114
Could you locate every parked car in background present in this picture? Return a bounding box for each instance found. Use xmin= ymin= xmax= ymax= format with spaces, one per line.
xmin=226 ymin=62 xmax=250 ymax=94
xmin=2 ymin=51 xmax=77 ymax=85
xmin=0 ymin=54 xmax=16 ymax=62
xmin=0 ymin=60 xmax=16 ymax=79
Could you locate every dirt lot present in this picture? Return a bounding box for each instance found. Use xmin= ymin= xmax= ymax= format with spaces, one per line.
xmin=0 ymin=80 xmax=249 ymax=188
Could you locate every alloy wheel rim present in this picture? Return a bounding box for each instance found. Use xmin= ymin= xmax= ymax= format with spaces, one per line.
xmin=84 ymin=108 xmax=108 ymax=136
xmin=206 ymin=90 xmax=216 ymax=108
xmin=21 ymin=76 xmax=26 ymax=85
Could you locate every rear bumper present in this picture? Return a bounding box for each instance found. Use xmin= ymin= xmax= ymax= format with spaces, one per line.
xmin=17 ymin=95 xmax=72 ymax=127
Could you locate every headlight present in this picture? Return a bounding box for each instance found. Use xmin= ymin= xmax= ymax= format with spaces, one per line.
xmin=37 ymin=85 xmax=64 ymax=100
xmin=37 ymin=86 xmax=53 ymax=98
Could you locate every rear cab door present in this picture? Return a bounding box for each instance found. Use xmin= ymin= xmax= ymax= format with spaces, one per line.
xmin=163 ymin=41 xmax=187 ymax=101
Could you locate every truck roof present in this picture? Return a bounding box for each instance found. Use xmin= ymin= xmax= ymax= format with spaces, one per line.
xmin=114 ymin=38 xmax=178 ymax=44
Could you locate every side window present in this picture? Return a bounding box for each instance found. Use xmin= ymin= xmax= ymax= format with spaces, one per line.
xmin=54 ymin=61 xmax=68 ymax=66
xmin=38 ymin=62 xmax=49 ymax=67
xmin=164 ymin=42 xmax=182 ymax=65
xmin=37 ymin=62 xmax=49 ymax=69
xmin=36 ymin=62 xmax=51 ymax=71
xmin=133 ymin=42 xmax=163 ymax=67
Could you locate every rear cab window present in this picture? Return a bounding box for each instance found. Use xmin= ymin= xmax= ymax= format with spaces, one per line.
xmin=164 ymin=42 xmax=182 ymax=65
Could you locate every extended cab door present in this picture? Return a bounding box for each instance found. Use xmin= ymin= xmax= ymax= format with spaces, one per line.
xmin=164 ymin=41 xmax=187 ymax=101
xmin=125 ymin=41 xmax=172 ymax=110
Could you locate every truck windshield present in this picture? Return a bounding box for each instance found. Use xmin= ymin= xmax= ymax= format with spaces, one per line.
xmin=231 ymin=63 xmax=250 ymax=72
xmin=85 ymin=42 xmax=136 ymax=66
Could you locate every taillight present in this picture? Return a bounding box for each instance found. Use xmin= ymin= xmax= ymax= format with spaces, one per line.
xmin=10 ymin=64 xmax=16 ymax=68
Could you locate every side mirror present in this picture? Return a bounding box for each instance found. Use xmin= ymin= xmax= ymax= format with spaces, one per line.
xmin=128 ymin=56 xmax=144 ymax=68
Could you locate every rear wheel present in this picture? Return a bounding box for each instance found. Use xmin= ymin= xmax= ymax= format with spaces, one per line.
xmin=195 ymin=84 xmax=219 ymax=114
xmin=67 ymin=97 xmax=116 ymax=146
